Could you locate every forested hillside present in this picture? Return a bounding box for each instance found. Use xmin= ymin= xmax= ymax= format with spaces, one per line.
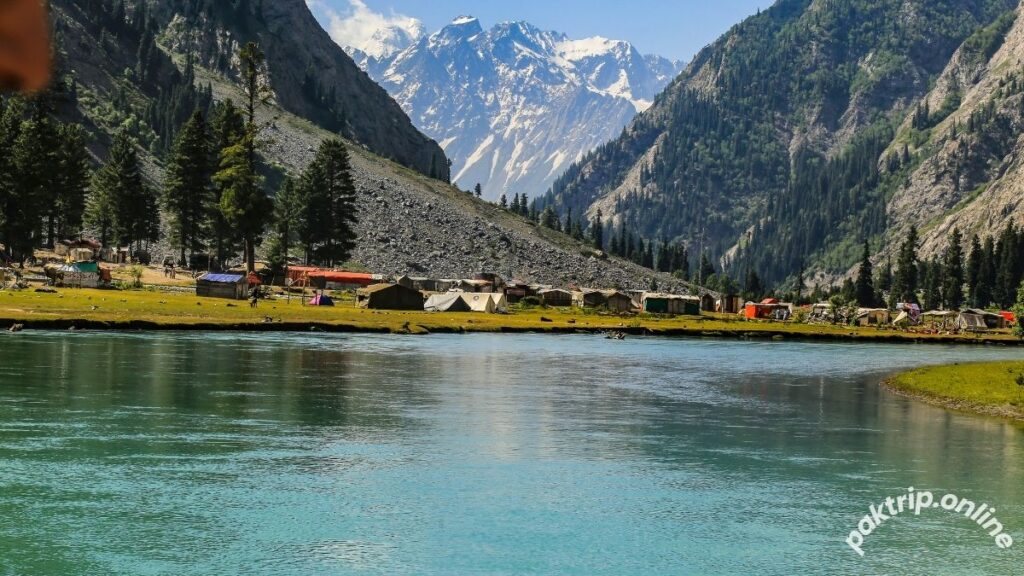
xmin=539 ymin=0 xmax=1022 ymax=290
xmin=49 ymin=0 xmax=448 ymax=180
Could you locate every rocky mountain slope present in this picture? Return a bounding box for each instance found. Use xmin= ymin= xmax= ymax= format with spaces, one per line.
xmin=48 ymin=0 xmax=692 ymax=291
xmin=347 ymin=16 xmax=682 ymax=201
xmin=53 ymin=0 xmax=447 ymax=180
xmin=539 ymin=0 xmax=1022 ymax=287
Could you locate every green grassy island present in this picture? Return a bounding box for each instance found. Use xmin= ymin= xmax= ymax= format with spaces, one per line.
xmin=884 ymin=362 xmax=1024 ymax=422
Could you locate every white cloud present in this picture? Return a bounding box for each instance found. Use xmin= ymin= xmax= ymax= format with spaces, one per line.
xmin=307 ymin=0 xmax=425 ymax=59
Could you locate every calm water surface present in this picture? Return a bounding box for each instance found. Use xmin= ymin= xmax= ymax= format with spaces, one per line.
xmin=0 ymin=332 xmax=1023 ymax=575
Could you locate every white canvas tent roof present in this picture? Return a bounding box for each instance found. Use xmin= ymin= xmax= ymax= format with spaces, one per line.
xmin=956 ymin=312 xmax=989 ymax=332
xmin=424 ymin=293 xmax=471 ymax=312
xmin=462 ymin=292 xmax=497 ymax=313
xmin=488 ymin=292 xmax=508 ymax=312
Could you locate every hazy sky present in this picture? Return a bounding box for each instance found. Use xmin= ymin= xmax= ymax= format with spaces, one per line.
xmin=308 ymin=0 xmax=769 ymax=61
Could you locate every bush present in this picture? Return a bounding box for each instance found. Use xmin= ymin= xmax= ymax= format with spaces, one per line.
xmin=127 ymin=265 xmax=144 ymax=289
xmin=520 ymin=296 xmax=541 ymax=307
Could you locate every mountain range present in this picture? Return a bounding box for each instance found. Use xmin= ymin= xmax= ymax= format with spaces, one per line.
xmin=539 ymin=0 xmax=1024 ymax=287
xmin=43 ymin=0 xmax=690 ymax=290
xmin=345 ymin=16 xmax=682 ymax=201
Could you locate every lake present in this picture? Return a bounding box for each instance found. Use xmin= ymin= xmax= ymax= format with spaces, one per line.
xmin=0 ymin=332 xmax=1022 ymax=575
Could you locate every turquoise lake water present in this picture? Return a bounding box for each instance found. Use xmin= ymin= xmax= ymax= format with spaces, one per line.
xmin=0 ymin=332 xmax=1022 ymax=575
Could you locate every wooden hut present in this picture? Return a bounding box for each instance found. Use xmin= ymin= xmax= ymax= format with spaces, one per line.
xmin=196 ymin=273 xmax=248 ymax=300
xmin=602 ymin=290 xmax=635 ymax=313
xmin=356 ymin=283 xmax=424 ymax=310
xmin=700 ymin=294 xmax=716 ymax=312
xmin=717 ymin=294 xmax=742 ymax=314
xmin=538 ymin=288 xmax=572 ymax=307
xmin=572 ymin=289 xmax=607 ymax=309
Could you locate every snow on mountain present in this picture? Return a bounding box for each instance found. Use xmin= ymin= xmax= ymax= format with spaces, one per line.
xmin=342 ymin=16 xmax=683 ymax=201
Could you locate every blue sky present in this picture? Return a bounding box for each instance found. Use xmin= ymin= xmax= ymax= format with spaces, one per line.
xmin=308 ymin=0 xmax=769 ymax=61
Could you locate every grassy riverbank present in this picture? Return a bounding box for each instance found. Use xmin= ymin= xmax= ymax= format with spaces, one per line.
xmin=884 ymin=362 xmax=1024 ymax=421
xmin=2 ymin=287 xmax=1023 ymax=344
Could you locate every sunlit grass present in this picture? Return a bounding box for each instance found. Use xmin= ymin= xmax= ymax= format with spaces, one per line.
xmin=2 ymin=287 xmax=1022 ymax=344
xmin=886 ymin=361 xmax=1024 ymax=419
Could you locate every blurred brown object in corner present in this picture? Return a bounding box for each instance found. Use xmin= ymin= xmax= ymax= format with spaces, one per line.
xmin=0 ymin=0 xmax=52 ymax=92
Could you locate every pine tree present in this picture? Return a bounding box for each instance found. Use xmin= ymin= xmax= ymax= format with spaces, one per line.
xmin=55 ymin=123 xmax=91 ymax=241
xmin=922 ymin=259 xmax=942 ymax=311
xmin=510 ymin=193 xmax=520 ymax=213
xmin=941 ymin=228 xmax=965 ymax=310
xmin=855 ymin=239 xmax=875 ymax=307
xmin=268 ymin=177 xmax=303 ymax=270
xmin=891 ymin=225 xmax=919 ymax=305
xmin=499 ymin=194 xmax=507 ymax=209
xmin=974 ymin=236 xmax=996 ymax=308
xmin=590 ymin=209 xmax=604 ymax=250
xmin=995 ymin=224 xmax=1020 ymax=308
xmin=474 ymin=183 xmax=482 ymax=198
xmin=163 ymin=110 xmax=212 ymax=265
xmin=520 ymin=193 xmax=530 ymax=217
xmin=0 ymin=99 xmax=26 ymax=263
xmin=217 ymin=43 xmax=273 ymax=273
xmin=88 ymin=130 xmax=158 ymax=255
xmin=540 ymin=206 xmax=559 ymax=230
xmin=209 ymin=100 xmax=245 ymax=268
xmin=966 ymin=234 xmax=983 ymax=305
xmin=298 ymin=139 xmax=358 ymax=266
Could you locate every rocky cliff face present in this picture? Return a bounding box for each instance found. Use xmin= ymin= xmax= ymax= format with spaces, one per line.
xmin=884 ymin=6 xmax=1024 ymax=262
xmin=347 ymin=16 xmax=682 ymax=201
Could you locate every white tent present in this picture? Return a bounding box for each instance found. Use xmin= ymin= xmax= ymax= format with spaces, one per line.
xmin=462 ymin=293 xmax=497 ymax=313
xmin=424 ymin=293 xmax=471 ymax=312
xmin=488 ymin=292 xmax=508 ymax=313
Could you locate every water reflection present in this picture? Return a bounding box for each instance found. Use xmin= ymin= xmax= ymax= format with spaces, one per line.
xmin=0 ymin=332 xmax=1022 ymax=575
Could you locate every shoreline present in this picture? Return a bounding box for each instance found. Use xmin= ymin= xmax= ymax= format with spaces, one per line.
xmin=4 ymin=315 xmax=1023 ymax=346
xmin=882 ymin=362 xmax=1024 ymax=422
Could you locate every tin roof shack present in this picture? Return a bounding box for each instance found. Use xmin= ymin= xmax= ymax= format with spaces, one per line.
xmin=356 ymin=283 xmax=424 ymax=310
xmin=55 ymin=261 xmax=105 ymax=288
xmin=309 ymin=271 xmax=379 ymax=291
xmin=425 ymin=293 xmax=472 ymax=312
xmin=452 ymin=279 xmax=493 ymax=293
xmin=504 ymin=282 xmax=529 ymax=304
xmin=538 ymin=288 xmax=573 ymax=307
xmin=643 ymin=294 xmax=700 ymax=315
xmin=398 ymin=276 xmax=440 ymax=292
xmin=855 ymin=308 xmax=890 ymax=327
xmin=54 ymin=239 xmax=101 ymax=257
xmin=196 ymin=273 xmax=248 ymax=300
xmin=920 ymin=310 xmax=958 ymax=331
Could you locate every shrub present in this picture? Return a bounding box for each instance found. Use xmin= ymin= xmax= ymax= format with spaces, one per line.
xmin=127 ymin=265 xmax=144 ymax=289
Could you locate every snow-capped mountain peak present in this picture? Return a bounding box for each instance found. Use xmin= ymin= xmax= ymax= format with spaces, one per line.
xmin=340 ymin=17 xmax=683 ymax=200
